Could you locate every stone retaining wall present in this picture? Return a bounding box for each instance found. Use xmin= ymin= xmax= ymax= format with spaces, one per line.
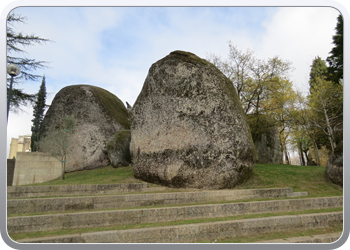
xmin=16 ymin=212 xmax=343 ymax=243
xmin=7 ymin=187 xmax=306 ymax=214
xmin=8 ymin=197 xmax=342 ymax=234
xmin=12 ymin=152 xmax=61 ymax=186
xmin=7 ymin=159 xmax=15 ymax=186
xmin=7 ymin=183 xmax=152 ymax=199
xmin=258 ymin=232 xmax=342 ymax=243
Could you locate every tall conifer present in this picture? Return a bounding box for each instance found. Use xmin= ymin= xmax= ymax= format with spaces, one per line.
xmin=7 ymin=12 xmax=51 ymax=112
xmin=31 ymin=76 xmax=47 ymax=151
xmin=309 ymin=56 xmax=328 ymax=93
xmin=326 ymin=15 xmax=343 ymax=83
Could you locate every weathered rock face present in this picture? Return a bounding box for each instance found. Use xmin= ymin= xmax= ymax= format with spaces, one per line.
xmin=130 ymin=50 xmax=256 ymax=189
xmin=106 ymin=130 xmax=131 ymax=167
xmin=246 ymin=114 xmax=283 ymax=164
xmin=40 ymin=85 xmax=130 ymax=172
xmin=254 ymin=127 xmax=283 ymax=164
xmin=325 ymin=141 xmax=343 ymax=186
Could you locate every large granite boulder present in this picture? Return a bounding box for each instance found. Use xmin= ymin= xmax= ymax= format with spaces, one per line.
xmin=325 ymin=141 xmax=343 ymax=186
xmin=130 ymin=50 xmax=256 ymax=189
xmin=39 ymin=85 xmax=130 ymax=172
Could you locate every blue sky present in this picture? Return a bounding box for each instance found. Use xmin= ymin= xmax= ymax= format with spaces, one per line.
xmin=6 ymin=6 xmax=340 ymax=157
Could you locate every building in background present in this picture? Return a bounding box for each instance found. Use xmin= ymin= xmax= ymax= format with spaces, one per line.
xmin=8 ymin=135 xmax=31 ymax=159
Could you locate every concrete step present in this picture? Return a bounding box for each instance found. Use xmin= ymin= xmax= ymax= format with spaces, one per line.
xmin=257 ymin=232 xmax=342 ymax=243
xmin=16 ymin=211 xmax=343 ymax=243
xmin=7 ymin=196 xmax=342 ymax=234
xmin=8 ymin=187 xmax=308 ymax=215
xmin=7 ymin=183 xmax=165 ymax=199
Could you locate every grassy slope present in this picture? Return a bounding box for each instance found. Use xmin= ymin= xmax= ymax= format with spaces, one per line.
xmin=26 ymin=163 xmax=343 ymax=197
xmin=26 ymin=165 xmax=142 ymax=186
xmin=235 ymin=163 xmax=343 ymax=197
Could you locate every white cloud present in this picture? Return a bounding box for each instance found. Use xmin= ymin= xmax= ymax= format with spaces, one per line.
xmin=6 ymin=6 xmax=342 ymax=157
xmin=258 ymin=7 xmax=340 ymax=93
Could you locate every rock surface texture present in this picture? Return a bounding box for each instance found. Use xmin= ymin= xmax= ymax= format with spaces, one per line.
xmin=106 ymin=130 xmax=131 ymax=167
xmin=40 ymin=85 xmax=130 ymax=172
xmin=325 ymin=141 xmax=343 ymax=186
xmin=246 ymin=114 xmax=283 ymax=164
xmin=130 ymin=50 xmax=256 ymax=189
xmin=254 ymin=127 xmax=283 ymax=164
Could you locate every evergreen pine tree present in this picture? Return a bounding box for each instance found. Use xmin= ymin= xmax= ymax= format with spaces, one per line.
xmin=309 ymin=56 xmax=328 ymax=93
xmin=326 ymin=15 xmax=343 ymax=83
xmin=31 ymin=76 xmax=47 ymax=151
xmin=7 ymin=12 xmax=51 ymax=112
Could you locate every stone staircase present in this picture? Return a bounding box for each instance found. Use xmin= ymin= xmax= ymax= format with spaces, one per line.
xmin=7 ymin=184 xmax=343 ymax=243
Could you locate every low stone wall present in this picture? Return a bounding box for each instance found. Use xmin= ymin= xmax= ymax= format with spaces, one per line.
xmin=7 ymin=183 xmax=151 ymax=199
xmin=7 ymin=197 xmax=342 ymax=234
xmin=12 ymin=152 xmax=61 ymax=186
xmin=258 ymin=232 xmax=342 ymax=243
xmin=7 ymin=159 xmax=15 ymax=186
xmin=16 ymin=212 xmax=343 ymax=243
xmin=7 ymin=187 xmax=307 ymax=214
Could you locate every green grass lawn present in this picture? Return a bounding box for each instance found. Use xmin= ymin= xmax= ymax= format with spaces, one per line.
xmin=27 ymin=165 xmax=143 ymax=186
xmin=26 ymin=163 xmax=343 ymax=197
xmin=235 ymin=163 xmax=343 ymax=197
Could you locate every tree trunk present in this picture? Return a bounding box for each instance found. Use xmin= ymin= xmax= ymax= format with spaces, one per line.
xmin=298 ymin=143 xmax=305 ymax=166
xmin=60 ymin=161 xmax=64 ymax=180
xmin=288 ymin=152 xmax=291 ymax=164
xmin=323 ymin=105 xmax=337 ymax=152
xmin=312 ymin=137 xmax=321 ymax=166
xmin=283 ymin=140 xmax=290 ymax=165
xmin=62 ymin=154 xmax=66 ymax=180
xmin=303 ymin=151 xmax=310 ymax=165
xmin=60 ymin=154 xmax=66 ymax=180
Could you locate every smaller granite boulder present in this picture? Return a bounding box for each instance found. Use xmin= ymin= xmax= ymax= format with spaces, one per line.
xmin=106 ymin=130 xmax=131 ymax=167
xmin=325 ymin=141 xmax=343 ymax=186
xmin=39 ymin=85 xmax=130 ymax=172
xmin=253 ymin=127 xmax=283 ymax=164
xmin=246 ymin=114 xmax=283 ymax=164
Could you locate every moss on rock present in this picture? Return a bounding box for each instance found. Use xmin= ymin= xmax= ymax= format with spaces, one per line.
xmin=106 ymin=130 xmax=131 ymax=168
xmin=131 ymin=50 xmax=256 ymax=189
xmin=89 ymin=86 xmax=130 ymax=130
xmin=325 ymin=141 xmax=343 ymax=186
xmin=39 ymin=84 xmax=130 ymax=172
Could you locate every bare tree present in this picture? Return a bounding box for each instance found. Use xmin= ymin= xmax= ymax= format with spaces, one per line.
xmin=207 ymin=41 xmax=293 ymax=115
xmin=37 ymin=115 xmax=76 ymax=180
